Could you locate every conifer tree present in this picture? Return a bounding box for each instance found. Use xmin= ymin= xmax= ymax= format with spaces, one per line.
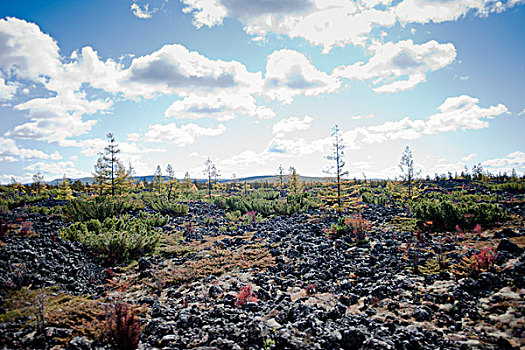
xmin=153 ymin=165 xmax=163 ymax=193
xmin=324 ymin=124 xmax=348 ymax=211
xmin=203 ymin=158 xmax=218 ymax=198
xmin=288 ymin=166 xmax=301 ymax=194
xmin=165 ymin=164 xmax=178 ymax=200
xmin=92 ymin=133 xmax=132 ymax=196
xmin=183 ymin=172 xmax=192 ymax=189
xmin=399 ymin=146 xmax=420 ymax=199
xmin=277 ymin=164 xmax=285 ymax=191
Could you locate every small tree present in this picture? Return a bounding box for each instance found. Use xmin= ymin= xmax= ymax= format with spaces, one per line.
xmin=183 ymin=172 xmax=193 ymax=189
xmin=203 ymin=158 xmax=218 ymax=198
xmin=324 ymin=124 xmax=348 ymax=212
xmin=288 ymin=166 xmax=301 ymax=194
xmin=277 ymin=164 xmax=285 ymax=191
xmin=399 ymin=146 xmax=420 ymax=199
xmin=165 ymin=164 xmax=178 ymax=200
xmin=153 ymin=165 xmax=163 ymax=193
xmin=57 ymin=175 xmax=73 ymax=200
xmin=32 ymin=172 xmax=44 ymax=193
xmin=93 ymin=133 xmax=132 ymax=196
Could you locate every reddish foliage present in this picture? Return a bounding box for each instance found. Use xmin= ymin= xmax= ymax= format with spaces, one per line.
xmin=305 ymin=284 xmax=317 ymax=295
xmin=473 ymin=224 xmax=482 ymax=237
xmin=235 ymin=283 xmax=258 ymax=307
xmin=473 ymin=247 xmax=497 ymax=272
xmin=20 ymin=221 xmax=31 ymax=236
xmin=105 ymin=301 xmax=141 ymax=350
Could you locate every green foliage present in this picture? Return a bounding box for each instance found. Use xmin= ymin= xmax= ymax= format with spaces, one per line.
xmin=225 ymin=210 xmax=242 ymax=222
xmin=213 ymin=192 xmax=318 ymax=217
xmin=143 ymin=195 xmax=189 ymax=216
xmin=59 ymin=216 xmax=161 ymax=264
xmin=64 ymin=196 xmax=145 ymax=222
xmin=411 ymin=198 xmax=506 ymax=230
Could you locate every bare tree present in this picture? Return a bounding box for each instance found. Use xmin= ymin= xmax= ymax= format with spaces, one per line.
xmin=277 ymin=164 xmax=285 ymax=190
xmin=399 ymin=146 xmax=420 ymax=199
xmin=324 ymin=125 xmax=348 ymax=211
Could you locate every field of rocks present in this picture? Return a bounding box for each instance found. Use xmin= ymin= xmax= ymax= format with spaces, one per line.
xmin=0 ymin=178 xmax=524 ymax=349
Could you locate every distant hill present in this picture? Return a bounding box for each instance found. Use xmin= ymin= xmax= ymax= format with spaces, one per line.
xmin=43 ymin=174 xmax=334 ymax=186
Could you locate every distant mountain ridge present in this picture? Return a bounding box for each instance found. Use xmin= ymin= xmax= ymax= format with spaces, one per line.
xmin=43 ymin=175 xmax=334 ymax=186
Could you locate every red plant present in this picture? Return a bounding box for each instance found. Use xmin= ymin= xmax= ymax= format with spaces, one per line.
xmin=245 ymin=211 xmax=258 ymax=224
xmin=20 ymin=221 xmax=31 ymax=235
xmin=305 ymin=284 xmax=317 ymax=295
xmin=106 ymin=301 xmax=141 ymax=350
xmin=345 ymin=215 xmax=370 ymax=241
xmin=455 ymin=225 xmax=465 ymax=239
xmin=473 ymin=247 xmax=497 ymax=272
xmin=473 ymin=224 xmax=482 ymax=237
xmin=235 ymin=283 xmax=258 ymax=307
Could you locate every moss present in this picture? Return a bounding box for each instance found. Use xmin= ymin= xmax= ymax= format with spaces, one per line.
xmin=0 ymin=287 xmax=106 ymax=345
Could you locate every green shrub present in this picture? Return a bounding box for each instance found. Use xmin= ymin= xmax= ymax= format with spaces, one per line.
xmin=143 ymin=196 xmax=188 ymax=216
xmin=214 ymin=193 xmax=318 ymax=217
xmin=59 ymin=216 xmax=161 ymax=265
xmin=411 ymin=199 xmax=506 ymax=230
xmin=64 ymin=196 xmax=145 ymax=222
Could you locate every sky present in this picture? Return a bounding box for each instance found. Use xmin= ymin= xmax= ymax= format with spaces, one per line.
xmin=0 ymin=0 xmax=524 ymax=183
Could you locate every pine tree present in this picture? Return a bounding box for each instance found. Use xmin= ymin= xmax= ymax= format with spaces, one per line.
xmin=288 ymin=166 xmax=301 ymax=194
xmin=203 ymin=158 xmax=218 ymax=198
xmin=92 ymin=133 xmax=132 ymax=196
xmin=32 ymin=172 xmax=44 ymax=193
xmin=277 ymin=164 xmax=285 ymax=192
xmin=399 ymin=146 xmax=420 ymax=199
xmin=183 ymin=172 xmax=192 ymax=189
xmin=165 ymin=164 xmax=178 ymax=200
xmin=57 ymin=175 xmax=73 ymax=200
xmin=324 ymin=124 xmax=348 ymax=212
xmin=153 ymin=165 xmax=163 ymax=193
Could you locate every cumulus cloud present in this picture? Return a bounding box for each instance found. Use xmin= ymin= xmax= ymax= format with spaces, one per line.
xmin=0 ymin=137 xmax=62 ymax=162
xmin=482 ymin=151 xmax=525 ymax=173
xmin=181 ymin=0 xmax=228 ymax=28
xmin=164 ymin=92 xmax=275 ymax=121
xmin=333 ymin=40 xmax=456 ymax=93
xmin=341 ymin=95 xmax=507 ymax=147
xmin=264 ymin=49 xmax=340 ymax=104
xmin=351 ymin=114 xmax=375 ymax=120
xmin=131 ymin=3 xmax=153 ymax=19
xmin=0 ymin=78 xmax=17 ymax=101
xmin=272 ymin=116 xmax=313 ymax=136
xmin=144 ymin=122 xmax=226 ymax=146
xmin=461 ymin=153 xmax=477 ymax=162
xmin=182 ymin=0 xmax=523 ymax=52
xmin=23 ymin=161 xmax=90 ymax=179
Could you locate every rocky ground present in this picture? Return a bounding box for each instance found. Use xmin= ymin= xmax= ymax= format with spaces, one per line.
xmin=0 ymin=191 xmax=524 ymax=349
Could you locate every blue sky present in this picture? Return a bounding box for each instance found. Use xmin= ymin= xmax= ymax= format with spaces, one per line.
xmin=0 ymin=0 xmax=524 ymax=182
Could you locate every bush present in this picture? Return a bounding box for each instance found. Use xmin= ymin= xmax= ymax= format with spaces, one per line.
xmin=143 ymin=195 xmax=188 ymax=216
xmin=59 ymin=216 xmax=161 ymax=265
xmin=214 ymin=193 xmax=318 ymax=217
xmin=105 ymin=301 xmax=141 ymax=350
xmin=411 ymin=199 xmax=506 ymax=231
xmin=65 ymin=196 xmax=145 ymax=222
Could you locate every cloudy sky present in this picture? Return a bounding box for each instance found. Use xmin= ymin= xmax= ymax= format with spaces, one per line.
xmin=0 ymin=0 xmax=524 ymax=183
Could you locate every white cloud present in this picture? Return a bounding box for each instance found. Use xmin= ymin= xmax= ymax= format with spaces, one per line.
xmin=181 ymin=0 xmax=228 ymax=28
xmin=517 ymin=108 xmax=525 ymax=116
xmin=0 ymin=137 xmax=62 ymax=162
xmin=272 ymin=116 xmax=313 ymax=136
xmin=127 ymin=133 xmax=142 ymax=142
xmin=24 ymin=161 xmax=90 ymax=179
xmin=461 ymin=153 xmax=477 ymax=162
xmin=481 ymin=151 xmax=525 ymax=173
xmin=144 ymin=122 xmax=226 ymax=146
xmin=264 ymin=49 xmax=340 ymax=104
xmin=182 ymin=0 xmax=523 ymax=52
xmin=394 ymin=0 xmax=523 ymax=24
xmin=333 ymin=39 xmax=456 ymax=93
xmin=0 ymin=78 xmax=17 ymax=101
xmin=342 ymin=95 xmax=507 ymax=147
xmin=164 ymin=92 xmax=275 ymax=121
xmin=351 ymin=114 xmax=375 ymax=120
xmin=131 ymin=3 xmax=153 ymax=19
